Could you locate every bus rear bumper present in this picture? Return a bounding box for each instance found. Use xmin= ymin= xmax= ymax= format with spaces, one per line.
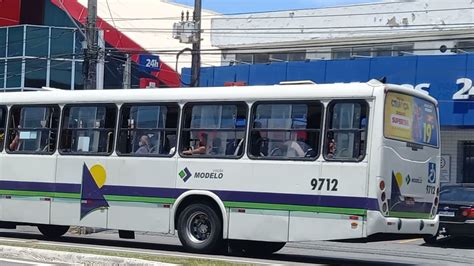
xmin=366 ymin=211 xmax=439 ymax=237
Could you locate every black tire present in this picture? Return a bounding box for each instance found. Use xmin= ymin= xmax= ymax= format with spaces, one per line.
xmin=177 ymin=203 xmax=223 ymax=253
xmin=423 ymin=234 xmax=438 ymax=244
xmin=37 ymin=224 xmax=70 ymax=238
xmin=230 ymin=240 xmax=286 ymax=255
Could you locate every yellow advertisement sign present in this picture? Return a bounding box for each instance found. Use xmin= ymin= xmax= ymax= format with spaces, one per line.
xmin=384 ymin=92 xmax=439 ymax=146
xmin=384 ymin=92 xmax=414 ymax=142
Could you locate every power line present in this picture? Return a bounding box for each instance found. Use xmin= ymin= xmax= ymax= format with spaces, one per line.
xmin=110 ymin=22 xmax=474 ymax=32
xmin=97 ymin=6 xmax=474 ymax=22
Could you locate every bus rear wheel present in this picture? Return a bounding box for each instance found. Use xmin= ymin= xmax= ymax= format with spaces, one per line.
xmin=37 ymin=224 xmax=70 ymax=239
xmin=177 ymin=203 xmax=223 ymax=253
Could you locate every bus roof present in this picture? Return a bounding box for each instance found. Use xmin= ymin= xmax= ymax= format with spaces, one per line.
xmin=0 ymin=81 xmax=437 ymax=105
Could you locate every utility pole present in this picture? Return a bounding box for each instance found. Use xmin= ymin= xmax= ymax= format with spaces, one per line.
xmin=122 ymin=54 xmax=132 ymax=89
xmin=84 ymin=0 xmax=98 ymax=90
xmin=190 ymin=0 xmax=201 ymax=87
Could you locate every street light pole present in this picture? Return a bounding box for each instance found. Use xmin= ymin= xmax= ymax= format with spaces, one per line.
xmin=190 ymin=0 xmax=201 ymax=87
xmin=84 ymin=0 xmax=98 ymax=90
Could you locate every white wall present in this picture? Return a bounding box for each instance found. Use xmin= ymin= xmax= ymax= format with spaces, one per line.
xmin=78 ymin=0 xmax=222 ymax=73
xmin=211 ymin=0 xmax=474 ymax=48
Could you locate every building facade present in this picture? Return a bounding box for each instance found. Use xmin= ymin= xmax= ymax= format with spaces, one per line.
xmin=0 ymin=0 xmax=220 ymax=90
xmin=211 ymin=0 xmax=474 ymax=65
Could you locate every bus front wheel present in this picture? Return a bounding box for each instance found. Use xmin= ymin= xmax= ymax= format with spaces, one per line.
xmin=177 ymin=203 xmax=223 ymax=253
xmin=37 ymin=224 xmax=70 ymax=239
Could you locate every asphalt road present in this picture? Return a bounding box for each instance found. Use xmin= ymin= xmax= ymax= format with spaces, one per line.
xmin=0 ymin=226 xmax=473 ymax=265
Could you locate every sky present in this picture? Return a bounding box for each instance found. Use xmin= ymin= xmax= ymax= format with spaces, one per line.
xmin=173 ymin=0 xmax=380 ymax=14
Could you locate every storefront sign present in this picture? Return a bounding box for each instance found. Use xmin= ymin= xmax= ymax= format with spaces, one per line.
xmin=138 ymin=54 xmax=161 ymax=72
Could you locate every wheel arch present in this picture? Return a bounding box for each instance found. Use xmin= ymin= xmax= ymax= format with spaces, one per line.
xmin=171 ymin=190 xmax=228 ymax=239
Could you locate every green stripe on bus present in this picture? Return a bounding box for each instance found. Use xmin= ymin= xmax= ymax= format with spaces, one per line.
xmin=0 ymin=190 xmax=80 ymax=199
xmin=104 ymin=195 xmax=175 ymax=204
xmin=223 ymin=201 xmax=367 ymax=216
xmin=389 ymin=211 xmax=431 ymax=219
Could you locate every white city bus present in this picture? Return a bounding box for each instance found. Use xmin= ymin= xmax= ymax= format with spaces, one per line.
xmin=0 ymin=80 xmax=440 ymax=253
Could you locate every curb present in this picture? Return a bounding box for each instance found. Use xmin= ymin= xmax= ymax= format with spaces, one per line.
xmin=0 ymin=245 xmax=176 ymax=265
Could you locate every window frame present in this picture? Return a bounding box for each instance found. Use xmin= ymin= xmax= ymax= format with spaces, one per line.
xmin=323 ymin=99 xmax=369 ymax=162
xmin=179 ymin=101 xmax=248 ymax=159
xmin=0 ymin=106 xmax=7 ymax=152
xmin=6 ymin=104 xmax=61 ymax=155
xmin=248 ymin=100 xmax=324 ymax=162
xmin=59 ymin=103 xmax=118 ymax=156
xmin=383 ymin=91 xmax=439 ymax=149
xmin=116 ymin=102 xmax=180 ymax=157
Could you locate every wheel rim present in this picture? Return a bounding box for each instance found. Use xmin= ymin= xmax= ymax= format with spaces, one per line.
xmin=186 ymin=211 xmax=212 ymax=244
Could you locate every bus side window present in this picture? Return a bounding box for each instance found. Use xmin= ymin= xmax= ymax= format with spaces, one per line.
xmin=59 ymin=104 xmax=117 ymax=155
xmin=249 ymin=101 xmax=322 ymax=160
xmin=6 ymin=105 xmax=60 ymax=154
xmin=324 ymin=101 xmax=369 ymax=161
xmin=180 ymin=102 xmax=247 ymax=158
xmin=0 ymin=106 xmax=6 ymax=152
xmin=116 ymin=103 xmax=179 ymax=156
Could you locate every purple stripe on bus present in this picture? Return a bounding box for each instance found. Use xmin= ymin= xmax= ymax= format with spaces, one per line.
xmin=0 ymin=181 xmax=379 ymax=211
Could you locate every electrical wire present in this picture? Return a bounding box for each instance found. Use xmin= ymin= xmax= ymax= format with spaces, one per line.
xmin=97 ymin=6 xmax=474 ymax=22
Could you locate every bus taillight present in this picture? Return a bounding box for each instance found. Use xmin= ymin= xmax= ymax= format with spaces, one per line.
xmin=379 ymin=180 xmax=385 ymax=191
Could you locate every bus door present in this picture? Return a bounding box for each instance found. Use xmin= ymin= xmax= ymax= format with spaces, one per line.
xmin=316 ymin=100 xmax=371 ymax=240
xmin=53 ymin=104 xmax=117 ymax=228
xmin=106 ymin=103 xmax=179 ymax=233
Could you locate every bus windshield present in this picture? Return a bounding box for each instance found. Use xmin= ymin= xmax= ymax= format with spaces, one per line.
xmin=384 ymin=91 xmax=439 ymax=147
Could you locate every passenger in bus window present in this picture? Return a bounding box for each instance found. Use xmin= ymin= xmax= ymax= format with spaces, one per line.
xmin=183 ymin=133 xmax=207 ymax=155
xmin=135 ymin=135 xmax=152 ymax=154
xmin=9 ymin=126 xmax=21 ymax=151
xmin=327 ymin=132 xmax=336 ymax=159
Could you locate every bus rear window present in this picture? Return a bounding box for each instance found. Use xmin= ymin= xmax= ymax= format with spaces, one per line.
xmin=384 ymin=92 xmax=439 ymax=147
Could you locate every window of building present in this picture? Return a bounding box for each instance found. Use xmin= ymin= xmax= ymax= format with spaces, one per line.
xmin=60 ymin=104 xmax=117 ymax=155
xmin=331 ymin=44 xmax=414 ymax=59
xmin=50 ymin=60 xmax=72 ymax=90
xmin=352 ymin=48 xmax=371 ymax=57
xmin=249 ymin=101 xmax=322 ymax=160
xmin=117 ymin=104 xmax=179 ymax=156
xmin=7 ymin=105 xmax=60 ymax=154
xmin=25 ymin=26 xmax=48 ymax=57
xmin=456 ymin=41 xmax=474 ymax=53
xmin=373 ymin=46 xmax=392 ymax=57
xmin=50 ymin=28 xmax=74 ymax=59
xmin=332 ymin=49 xmax=352 ymax=59
xmin=7 ymin=26 xmax=23 ymax=58
xmin=270 ymin=51 xmax=306 ymax=62
xmin=235 ymin=54 xmax=253 ymax=64
xmin=463 ymin=141 xmax=474 ymax=183
xmin=393 ymin=44 xmax=414 ymax=56
xmin=180 ymin=103 xmax=247 ymax=158
xmin=6 ymin=60 xmax=22 ymax=88
xmin=25 ymin=59 xmax=47 ymax=88
xmin=0 ymin=28 xmax=6 ymax=58
xmin=324 ymin=101 xmax=368 ymax=161
xmin=254 ymin=53 xmax=270 ymax=64
xmin=0 ymin=106 xmax=6 ymax=152
xmin=0 ymin=60 xmax=4 ymax=89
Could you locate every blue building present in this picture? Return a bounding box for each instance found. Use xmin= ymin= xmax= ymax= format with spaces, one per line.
xmin=184 ymin=54 xmax=474 ymax=184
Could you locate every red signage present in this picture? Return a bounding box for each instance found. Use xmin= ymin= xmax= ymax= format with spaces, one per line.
xmin=0 ymin=0 xmax=21 ymax=26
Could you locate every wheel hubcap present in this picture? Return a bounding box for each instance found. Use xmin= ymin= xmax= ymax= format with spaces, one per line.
xmin=186 ymin=211 xmax=212 ymax=243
